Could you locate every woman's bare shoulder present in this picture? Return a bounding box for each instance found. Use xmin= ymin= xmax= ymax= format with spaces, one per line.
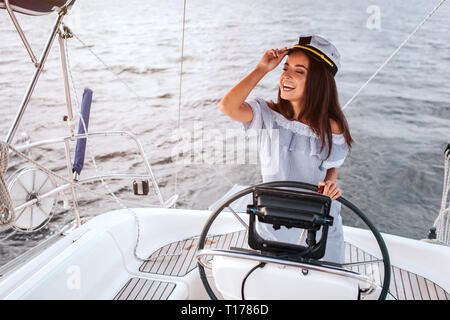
xmin=330 ymin=118 xmax=343 ymax=134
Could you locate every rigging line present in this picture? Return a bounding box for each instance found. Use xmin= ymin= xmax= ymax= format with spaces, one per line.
xmin=342 ymin=0 xmax=447 ymax=111
xmin=173 ymin=1 xmax=236 ymax=192
xmin=65 ymin=38 xmax=165 ymax=262
xmin=174 ymin=0 xmax=187 ymax=209
xmin=204 ymin=156 xmax=235 ymax=187
xmin=64 ymin=23 xmax=148 ymax=107
xmin=178 ymin=0 xmax=187 ymax=129
xmin=63 ymin=12 xmax=182 ymax=259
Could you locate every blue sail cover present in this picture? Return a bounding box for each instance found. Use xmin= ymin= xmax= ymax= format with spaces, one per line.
xmin=0 ymin=0 xmax=75 ymax=16
xmin=72 ymin=88 xmax=93 ymax=176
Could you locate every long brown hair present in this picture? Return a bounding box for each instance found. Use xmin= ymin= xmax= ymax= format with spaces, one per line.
xmin=268 ymin=50 xmax=353 ymax=160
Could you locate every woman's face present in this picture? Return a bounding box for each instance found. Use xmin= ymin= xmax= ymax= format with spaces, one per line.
xmin=279 ymin=50 xmax=310 ymax=103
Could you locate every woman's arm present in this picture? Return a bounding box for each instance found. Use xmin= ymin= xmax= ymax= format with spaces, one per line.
xmin=320 ymin=120 xmax=344 ymax=199
xmin=218 ymin=67 xmax=267 ymax=123
xmin=324 ymin=167 xmax=338 ymax=182
xmin=219 ymin=48 xmax=287 ymax=123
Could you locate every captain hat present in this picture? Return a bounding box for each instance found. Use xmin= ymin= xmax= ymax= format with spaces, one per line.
xmin=288 ymin=35 xmax=341 ymax=76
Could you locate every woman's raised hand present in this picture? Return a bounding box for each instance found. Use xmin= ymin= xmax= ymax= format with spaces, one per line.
xmin=256 ymin=47 xmax=288 ymax=73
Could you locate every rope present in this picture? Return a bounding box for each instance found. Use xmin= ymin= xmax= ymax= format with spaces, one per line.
xmin=64 ymin=37 xmax=169 ymax=262
xmin=173 ymin=0 xmax=237 ymax=191
xmin=65 ymin=23 xmax=147 ymax=105
xmin=177 ymin=0 xmax=187 ymax=130
xmin=174 ymin=0 xmax=187 ymax=209
xmin=0 ymin=142 xmax=15 ymax=226
xmin=342 ymin=0 xmax=447 ymax=110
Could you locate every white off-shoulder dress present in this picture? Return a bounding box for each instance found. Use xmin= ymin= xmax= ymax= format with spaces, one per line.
xmin=243 ymin=98 xmax=350 ymax=264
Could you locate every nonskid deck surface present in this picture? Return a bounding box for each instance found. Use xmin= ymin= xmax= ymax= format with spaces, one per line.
xmin=139 ymin=229 xmax=248 ymax=276
xmin=345 ymin=242 xmax=449 ymax=300
xmin=115 ymin=229 xmax=449 ymax=300
xmin=114 ymin=278 xmax=176 ymax=300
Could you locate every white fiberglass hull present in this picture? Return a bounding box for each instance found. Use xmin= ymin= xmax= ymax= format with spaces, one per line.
xmin=0 ymin=207 xmax=448 ymax=300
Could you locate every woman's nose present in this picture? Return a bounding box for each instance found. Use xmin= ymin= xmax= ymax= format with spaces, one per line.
xmin=282 ymin=72 xmax=293 ymax=79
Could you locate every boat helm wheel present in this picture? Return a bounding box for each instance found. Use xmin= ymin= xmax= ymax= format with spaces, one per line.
xmin=6 ymin=166 xmax=57 ymax=232
xmin=196 ymin=180 xmax=391 ymax=300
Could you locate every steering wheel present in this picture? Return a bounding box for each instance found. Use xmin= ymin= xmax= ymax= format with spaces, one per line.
xmin=196 ymin=180 xmax=391 ymax=300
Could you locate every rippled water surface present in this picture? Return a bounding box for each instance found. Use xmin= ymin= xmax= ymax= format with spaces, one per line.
xmin=0 ymin=0 xmax=449 ymax=266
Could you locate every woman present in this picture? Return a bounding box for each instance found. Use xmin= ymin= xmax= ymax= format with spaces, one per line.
xmin=219 ymin=35 xmax=353 ymax=264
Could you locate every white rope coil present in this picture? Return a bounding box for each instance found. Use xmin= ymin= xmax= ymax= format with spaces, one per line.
xmin=0 ymin=142 xmax=15 ymax=226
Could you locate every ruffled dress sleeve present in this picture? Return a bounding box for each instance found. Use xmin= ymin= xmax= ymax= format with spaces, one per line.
xmin=242 ymin=98 xmax=274 ymax=135
xmin=310 ymin=133 xmax=349 ymax=170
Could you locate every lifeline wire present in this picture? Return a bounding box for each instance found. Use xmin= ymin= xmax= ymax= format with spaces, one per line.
xmin=174 ymin=0 xmax=236 ymax=189
xmin=66 ymin=23 xmax=148 ymax=107
xmin=174 ymin=0 xmax=187 ymax=209
xmin=65 ymin=37 xmax=175 ymax=262
xmin=342 ymin=0 xmax=447 ymax=110
xmin=61 ymin=11 xmax=194 ymax=261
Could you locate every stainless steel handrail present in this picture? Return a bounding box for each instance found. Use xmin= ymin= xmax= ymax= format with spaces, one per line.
xmin=13 ymin=173 xmax=158 ymax=213
xmin=57 ymin=32 xmax=75 ymax=138
xmin=5 ymin=10 xmax=66 ymax=144
xmin=6 ymin=130 xmax=173 ymax=226
xmin=12 ymin=131 xmax=166 ymax=206
xmin=197 ymin=248 xmax=378 ymax=294
xmin=3 ymin=0 xmax=38 ymax=67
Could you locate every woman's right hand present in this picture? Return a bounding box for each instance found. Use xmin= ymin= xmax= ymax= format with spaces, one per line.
xmin=256 ymin=47 xmax=288 ymax=73
xmin=219 ymin=47 xmax=287 ymax=123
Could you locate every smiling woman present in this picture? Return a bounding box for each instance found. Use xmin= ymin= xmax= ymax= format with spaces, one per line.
xmin=218 ymin=35 xmax=354 ymax=264
xmin=269 ymin=46 xmax=353 ymax=160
